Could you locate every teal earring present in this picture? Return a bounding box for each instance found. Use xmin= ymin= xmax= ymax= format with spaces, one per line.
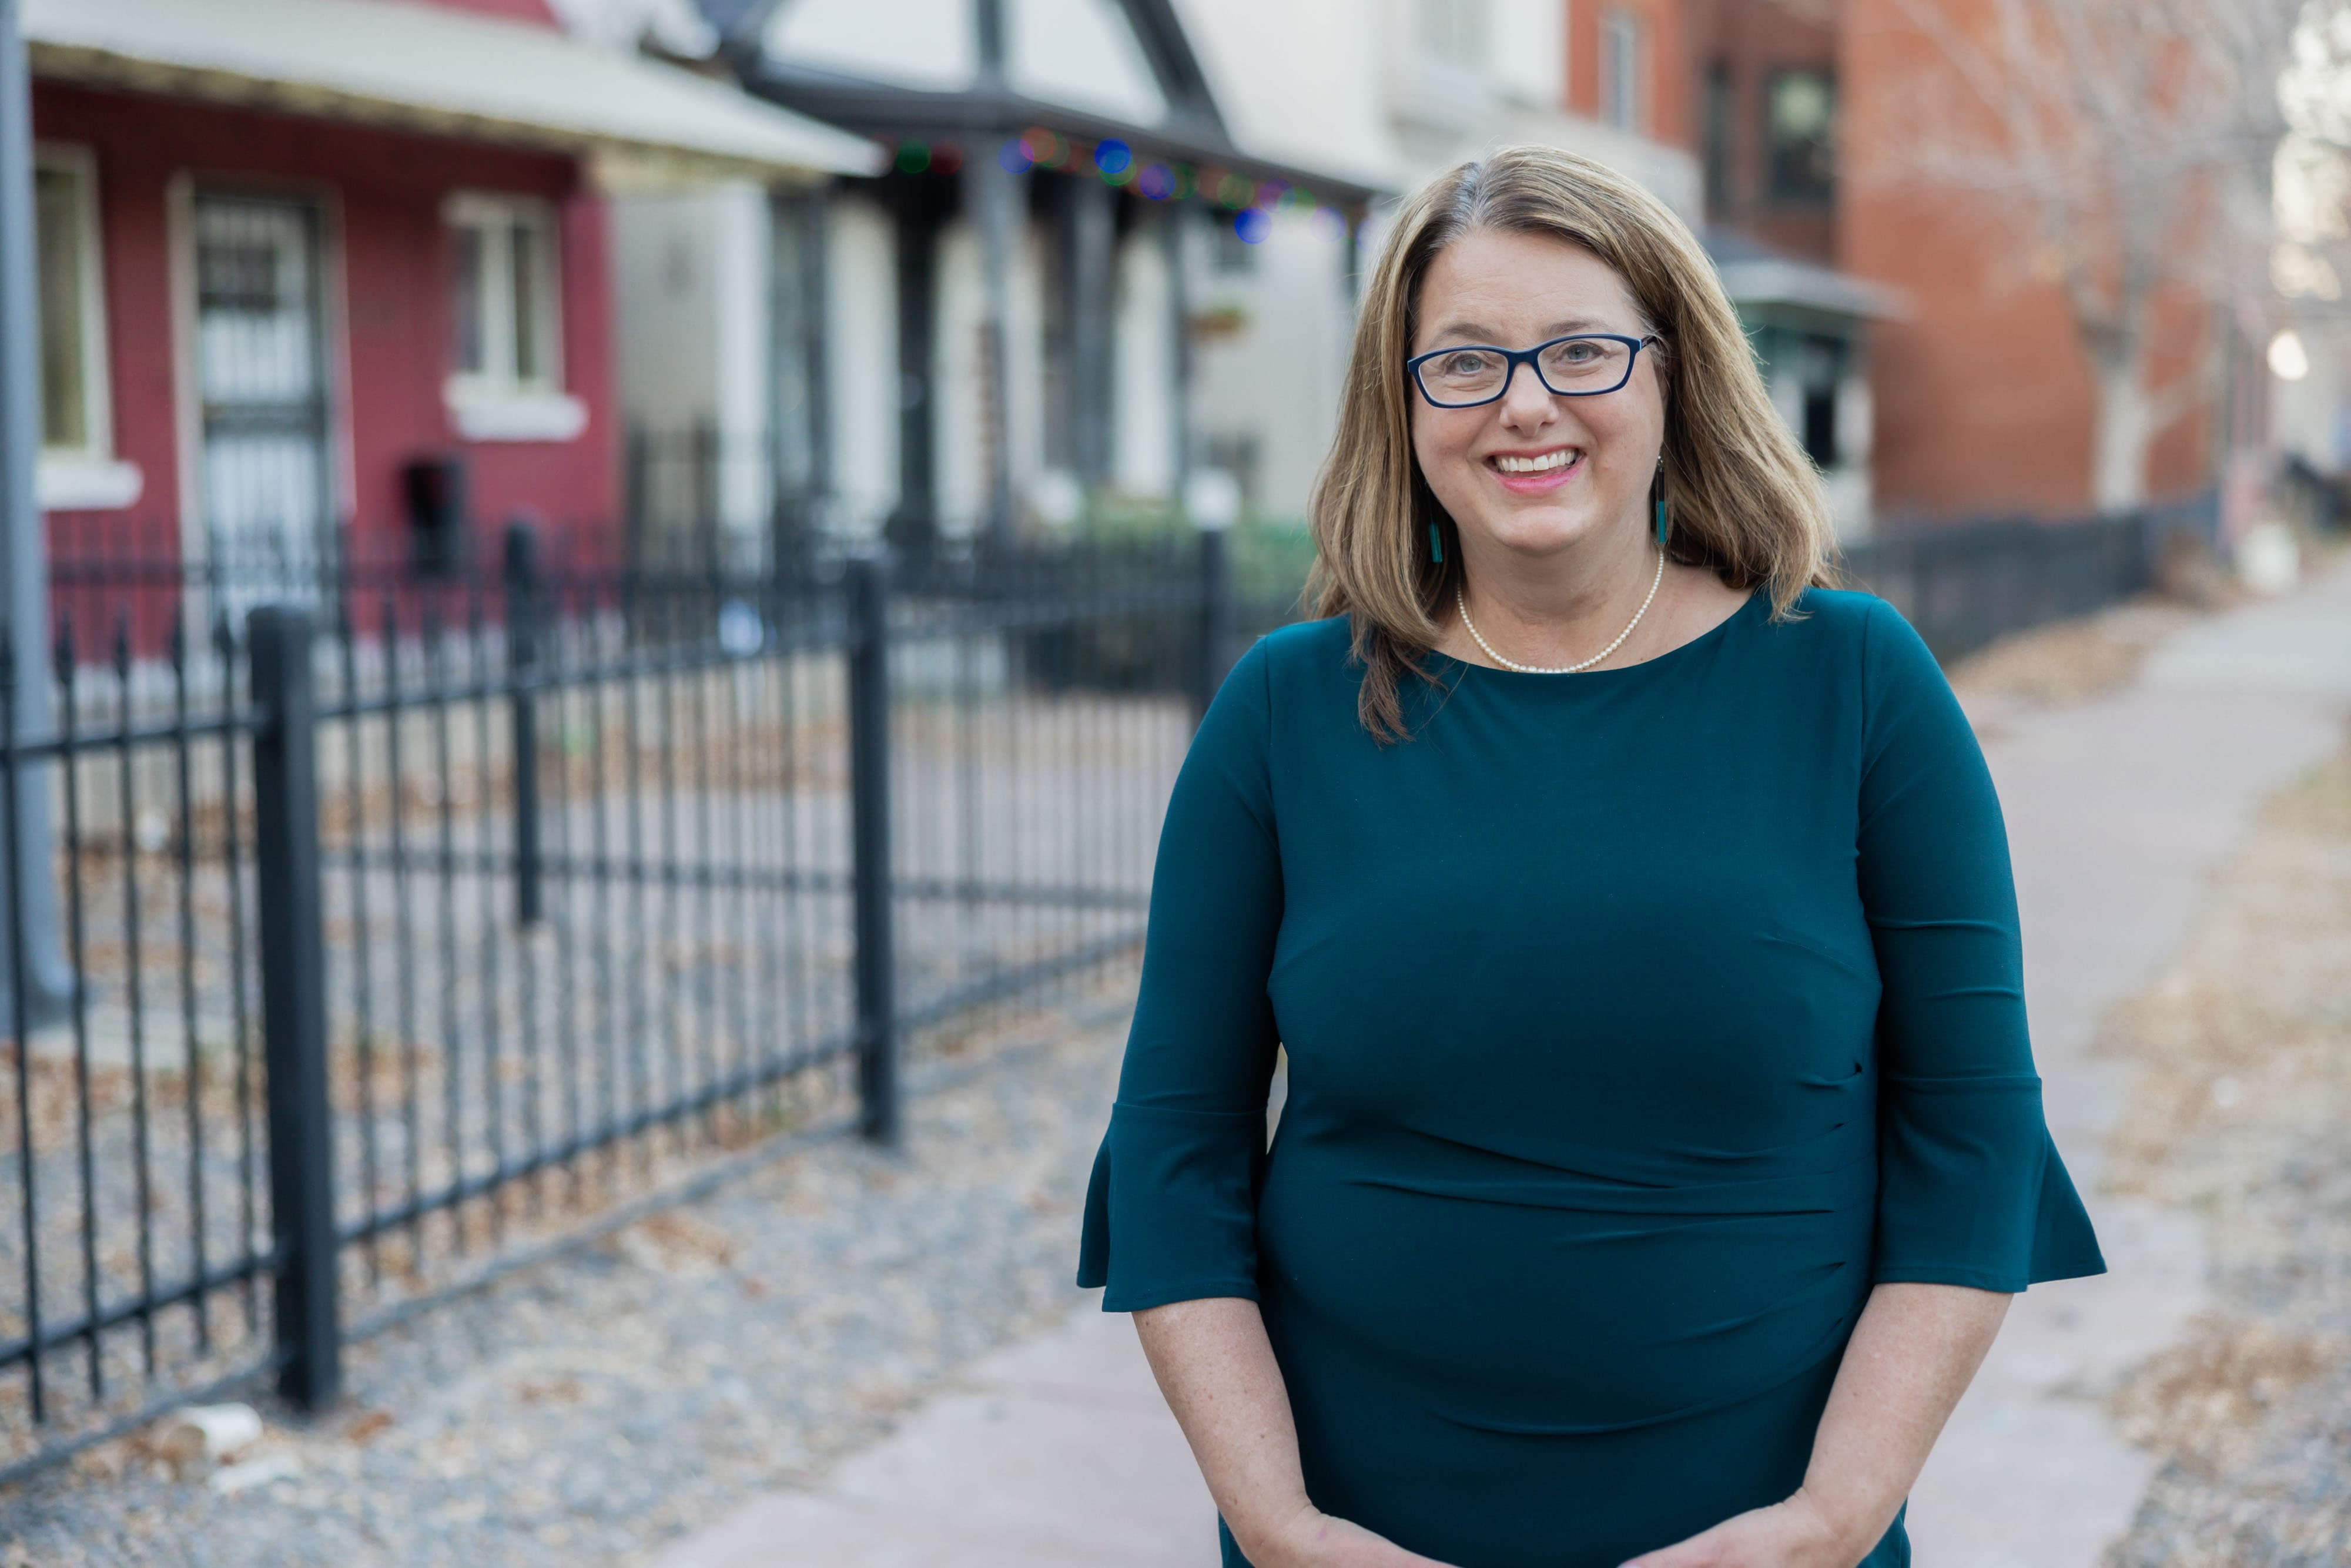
xmin=1429 ymin=521 xmax=1445 ymax=564
xmin=1652 ymin=461 xmax=1669 ymax=548
xmin=1655 ymin=494 xmax=1669 ymax=548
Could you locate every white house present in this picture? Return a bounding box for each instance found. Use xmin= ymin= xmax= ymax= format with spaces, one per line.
xmin=595 ymin=0 xmax=1384 ymax=564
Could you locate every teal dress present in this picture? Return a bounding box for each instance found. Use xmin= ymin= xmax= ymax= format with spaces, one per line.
xmin=1076 ymin=586 xmax=2106 ymax=1568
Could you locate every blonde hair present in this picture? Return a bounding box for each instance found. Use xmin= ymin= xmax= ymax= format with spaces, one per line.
xmin=1305 ymin=144 xmax=1840 ymax=742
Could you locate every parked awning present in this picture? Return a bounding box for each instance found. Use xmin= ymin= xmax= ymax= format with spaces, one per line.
xmin=22 ymin=0 xmax=882 ymax=188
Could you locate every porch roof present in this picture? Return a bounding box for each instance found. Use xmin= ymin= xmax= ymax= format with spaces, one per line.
xmin=1703 ymin=227 xmax=1908 ymax=324
xmin=22 ymin=0 xmax=883 ymax=189
xmin=738 ymin=63 xmax=1387 ymax=211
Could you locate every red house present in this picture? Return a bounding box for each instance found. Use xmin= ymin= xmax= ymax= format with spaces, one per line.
xmin=22 ymin=0 xmax=873 ymax=585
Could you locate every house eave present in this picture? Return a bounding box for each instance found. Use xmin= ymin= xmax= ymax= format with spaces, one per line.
xmin=741 ymin=62 xmax=1387 ymax=210
xmin=23 ymin=0 xmax=883 ymax=189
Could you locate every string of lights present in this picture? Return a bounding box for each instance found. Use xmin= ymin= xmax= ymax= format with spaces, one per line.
xmin=890 ymin=129 xmax=1352 ymax=244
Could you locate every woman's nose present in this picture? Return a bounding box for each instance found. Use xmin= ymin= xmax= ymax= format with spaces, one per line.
xmin=1495 ymin=362 xmax=1559 ymax=428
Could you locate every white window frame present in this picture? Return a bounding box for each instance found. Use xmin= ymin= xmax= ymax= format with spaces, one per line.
xmin=441 ymin=190 xmax=585 ymax=443
xmin=1600 ymin=8 xmax=1645 ymax=134
xmin=33 ymin=143 xmax=142 ymax=510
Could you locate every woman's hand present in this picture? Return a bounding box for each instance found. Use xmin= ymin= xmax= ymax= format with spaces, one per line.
xmin=1246 ymin=1500 xmax=1465 ymax=1568
xmin=1615 ymin=1486 xmax=1869 ymax=1568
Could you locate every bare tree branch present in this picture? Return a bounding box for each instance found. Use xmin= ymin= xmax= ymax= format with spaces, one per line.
xmin=1855 ymin=0 xmax=2312 ymax=505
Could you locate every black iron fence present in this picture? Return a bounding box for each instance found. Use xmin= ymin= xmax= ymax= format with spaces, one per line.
xmin=1 ymin=528 xmax=1228 ymax=1479
xmin=1839 ymin=492 xmax=2220 ymax=661
xmin=0 ymin=493 xmax=2216 ymax=1479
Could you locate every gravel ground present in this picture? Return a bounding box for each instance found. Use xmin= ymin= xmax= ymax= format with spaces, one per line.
xmin=0 ymin=682 xmax=1182 ymax=1468
xmin=0 ymin=966 xmax=1138 ymax=1566
xmin=2096 ymin=742 xmax=2351 ymax=1567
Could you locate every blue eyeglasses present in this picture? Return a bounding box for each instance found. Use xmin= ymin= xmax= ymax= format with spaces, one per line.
xmin=1405 ymin=332 xmax=1664 ymax=408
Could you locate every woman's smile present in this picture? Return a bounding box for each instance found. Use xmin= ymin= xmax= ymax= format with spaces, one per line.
xmin=1486 ymin=444 xmax=1586 ymax=494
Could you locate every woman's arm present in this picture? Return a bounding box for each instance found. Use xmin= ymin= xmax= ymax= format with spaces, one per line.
xmin=1620 ymin=1280 xmax=2011 ymax=1568
xmin=1793 ymin=1281 xmax=2010 ymax=1554
xmin=1133 ymin=1298 xmax=1459 ymax=1568
xmin=1130 ymin=1299 xmax=1312 ymax=1556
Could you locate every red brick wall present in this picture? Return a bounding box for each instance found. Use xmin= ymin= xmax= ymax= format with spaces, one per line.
xmin=1837 ymin=0 xmax=2213 ymax=518
xmin=32 ymin=82 xmax=619 ymax=562
xmin=1565 ymin=0 xmax=1692 ymax=150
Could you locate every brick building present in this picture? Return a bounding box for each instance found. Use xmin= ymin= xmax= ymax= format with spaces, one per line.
xmin=1686 ymin=0 xmax=2229 ymax=524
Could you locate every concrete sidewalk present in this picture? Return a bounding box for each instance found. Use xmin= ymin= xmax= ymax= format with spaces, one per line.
xmin=656 ymin=553 xmax=2351 ymax=1568
xmin=1905 ymin=552 xmax=2351 ymax=1568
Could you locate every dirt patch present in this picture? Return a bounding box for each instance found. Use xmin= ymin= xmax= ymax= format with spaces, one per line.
xmin=2098 ymin=743 xmax=2351 ymax=1566
xmin=2108 ymin=1316 xmax=2349 ymax=1478
xmin=1946 ymin=597 xmax=2205 ymax=713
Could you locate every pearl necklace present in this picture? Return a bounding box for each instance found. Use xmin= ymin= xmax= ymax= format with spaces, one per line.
xmin=1455 ymin=548 xmax=1666 ymax=674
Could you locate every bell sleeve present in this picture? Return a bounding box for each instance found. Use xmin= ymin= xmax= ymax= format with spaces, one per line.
xmin=1857 ymin=597 xmax=2108 ymax=1293
xmin=1075 ymin=635 xmax=1285 ymax=1312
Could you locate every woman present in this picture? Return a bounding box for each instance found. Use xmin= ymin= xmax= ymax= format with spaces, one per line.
xmin=1076 ymin=146 xmax=2106 ymax=1568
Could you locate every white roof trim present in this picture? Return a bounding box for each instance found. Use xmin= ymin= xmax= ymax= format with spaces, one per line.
xmin=23 ymin=0 xmax=881 ymax=186
xmin=1714 ymin=259 xmax=1909 ymax=323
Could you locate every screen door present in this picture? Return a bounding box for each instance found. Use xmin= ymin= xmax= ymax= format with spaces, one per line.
xmin=192 ymin=192 xmax=333 ymax=605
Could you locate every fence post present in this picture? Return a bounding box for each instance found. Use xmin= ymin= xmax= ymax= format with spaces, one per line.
xmin=1193 ymin=524 xmax=1233 ymax=722
xmin=846 ymin=554 xmax=899 ymax=1147
xmin=622 ymin=425 xmax=648 ymax=573
xmin=694 ymin=418 xmax=720 ymax=565
xmin=504 ymin=519 xmax=542 ymax=926
xmin=248 ymin=606 xmax=340 ymax=1413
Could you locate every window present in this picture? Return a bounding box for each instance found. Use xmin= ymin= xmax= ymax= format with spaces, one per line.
xmin=1417 ymin=0 xmax=1485 ymax=68
xmin=36 ymin=156 xmax=95 ymax=454
xmin=1600 ymin=9 xmax=1643 ymax=132
xmin=448 ymin=193 xmax=560 ymax=390
xmin=1766 ymin=70 xmax=1836 ymax=205
xmin=444 ymin=192 xmax=584 ymax=441
xmin=32 ymin=146 xmax=139 ymax=509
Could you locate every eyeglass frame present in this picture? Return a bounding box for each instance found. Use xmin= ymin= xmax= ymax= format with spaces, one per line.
xmin=1403 ymin=331 xmax=1666 ymax=409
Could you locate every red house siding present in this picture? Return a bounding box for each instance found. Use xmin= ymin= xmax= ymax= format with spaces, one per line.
xmin=403 ymin=0 xmax=562 ymax=23
xmin=33 ymin=81 xmax=619 ymax=564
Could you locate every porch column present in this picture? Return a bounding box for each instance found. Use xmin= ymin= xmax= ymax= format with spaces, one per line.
xmin=0 ymin=0 xmax=74 ymax=1026
xmin=889 ymin=186 xmax=942 ymax=557
xmin=1165 ymin=202 xmax=1193 ymax=497
xmin=971 ymin=0 xmax=1018 ymax=542
xmin=768 ymin=182 xmax=832 ymax=561
xmin=1067 ymin=173 xmax=1114 ymax=488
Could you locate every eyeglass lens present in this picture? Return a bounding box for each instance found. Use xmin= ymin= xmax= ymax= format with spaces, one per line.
xmin=1419 ymin=337 xmax=1633 ymax=405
